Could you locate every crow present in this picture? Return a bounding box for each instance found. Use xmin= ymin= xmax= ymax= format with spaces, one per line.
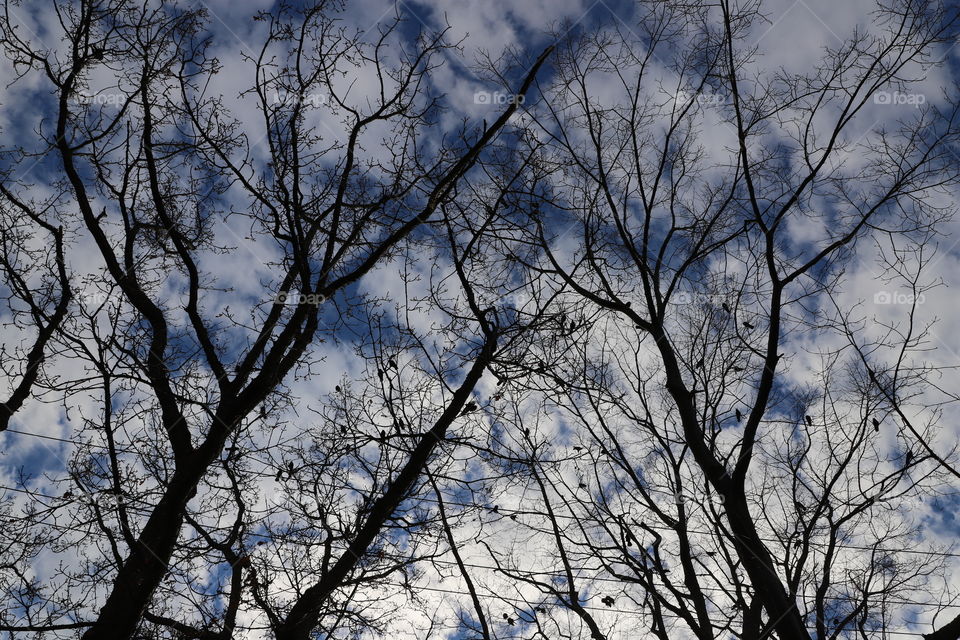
xmin=524 ymin=427 xmax=531 ymax=437
xmin=335 ymin=385 xmax=341 ymax=393
xmin=722 ymin=302 xmax=731 ymax=313
xmin=805 ymin=415 xmax=813 ymax=427
xmin=905 ymin=450 xmax=913 ymax=465
xmin=461 ymin=401 xmax=478 ymax=415
xmin=735 ymin=408 xmax=743 ymax=422
xmin=872 ymin=417 xmax=880 ymax=431
xmin=601 ymin=595 xmax=615 ymax=607
xmin=388 ymin=358 xmax=398 ymax=369
xmin=695 ymin=357 xmax=705 ymax=369
xmin=743 ymin=321 xmax=755 ymax=329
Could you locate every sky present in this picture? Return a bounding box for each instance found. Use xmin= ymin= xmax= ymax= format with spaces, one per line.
xmin=1 ymin=0 xmax=960 ymax=639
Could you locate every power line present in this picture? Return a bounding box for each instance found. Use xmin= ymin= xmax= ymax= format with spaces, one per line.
xmin=2 ymin=475 xmax=959 ymax=562
xmin=0 ymin=496 xmax=956 ymax=613
xmin=373 ymin=579 xmax=948 ymax=639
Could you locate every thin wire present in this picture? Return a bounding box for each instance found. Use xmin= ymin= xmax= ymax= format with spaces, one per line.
xmin=4 ymin=429 xmax=960 ymax=564
xmin=3 ymin=474 xmax=959 ymax=562
xmin=0 ymin=497 xmax=956 ymax=613
xmin=373 ymin=579 xmax=946 ymax=639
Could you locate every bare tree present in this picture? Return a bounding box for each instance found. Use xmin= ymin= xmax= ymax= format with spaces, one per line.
xmin=459 ymin=1 xmax=960 ymax=639
xmin=3 ymin=1 xmax=960 ymax=640
xmin=0 ymin=1 xmax=550 ymax=638
xmin=0 ymin=181 xmax=72 ymax=433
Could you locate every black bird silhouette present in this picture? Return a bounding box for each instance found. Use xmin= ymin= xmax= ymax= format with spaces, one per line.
xmin=722 ymin=302 xmax=731 ymax=313
xmin=805 ymin=415 xmax=813 ymax=426
xmin=377 ymin=369 xmax=383 ymax=380
xmin=524 ymin=427 xmax=531 ymax=437
xmin=91 ymin=46 xmax=104 ymax=59
xmin=536 ymin=607 xmax=546 ymax=613
xmin=388 ymin=358 xmax=398 ymax=369
xmin=872 ymin=417 xmax=880 ymax=431
xmin=601 ymin=595 xmax=615 ymax=607
xmin=461 ymin=401 xmax=478 ymax=415
xmin=335 ymin=385 xmax=341 ymax=393
xmin=743 ymin=321 xmax=755 ymax=329
xmin=735 ymin=408 xmax=743 ymax=422
xmin=380 ymin=429 xmax=387 ymax=440
xmin=275 ymin=468 xmax=284 ymax=481
xmin=905 ymin=450 xmax=913 ymax=465
xmin=573 ymin=445 xmax=583 ymax=452
xmin=695 ymin=357 xmax=705 ymax=369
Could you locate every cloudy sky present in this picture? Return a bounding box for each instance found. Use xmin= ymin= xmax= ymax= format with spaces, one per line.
xmin=1 ymin=1 xmax=960 ymax=639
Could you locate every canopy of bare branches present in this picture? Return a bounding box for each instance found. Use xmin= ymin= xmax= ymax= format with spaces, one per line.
xmin=1 ymin=1 xmax=960 ymax=640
